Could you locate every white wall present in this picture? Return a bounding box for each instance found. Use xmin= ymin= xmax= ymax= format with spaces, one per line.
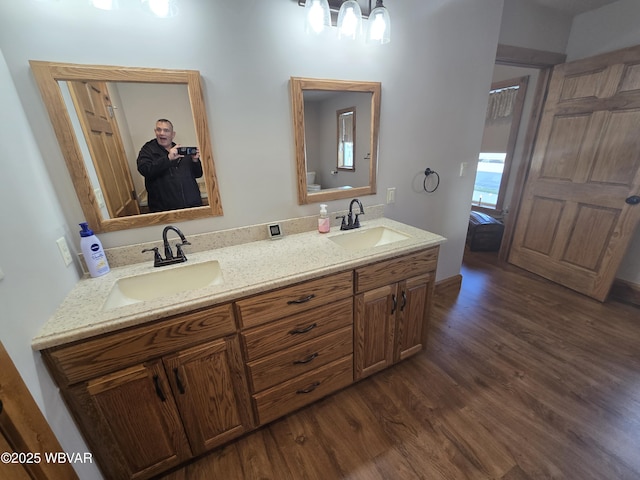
xmin=566 ymin=0 xmax=640 ymax=61
xmin=0 ymin=0 xmax=504 ymax=476
xmin=499 ymin=0 xmax=573 ymax=53
xmin=0 ymin=49 xmax=102 ymax=479
xmin=567 ymin=0 xmax=640 ymax=284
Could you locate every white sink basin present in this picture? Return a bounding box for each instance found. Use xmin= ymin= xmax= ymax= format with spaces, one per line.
xmin=103 ymin=260 xmax=223 ymax=311
xmin=328 ymin=226 xmax=411 ymax=251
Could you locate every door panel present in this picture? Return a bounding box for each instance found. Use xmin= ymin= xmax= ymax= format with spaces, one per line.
xmin=85 ymin=362 xmax=191 ymax=478
xmin=68 ymin=80 xmax=140 ymax=218
xmin=163 ymin=338 xmax=253 ymax=455
xmin=509 ymin=44 xmax=640 ymax=301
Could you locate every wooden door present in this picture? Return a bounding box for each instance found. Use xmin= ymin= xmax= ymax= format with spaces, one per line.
xmin=395 ymin=274 xmax=432 ymax=362
xmin=163 ymin=337 xmax=254 ymax=456
xmin=67 ymin=80 xmax=140 ymax=218
xmin=509 ymin=45 xmax=640 ymax=301
xmin=84 ymin=361 xmax=191 ymax=480
xmin=354 ymin=284 xmax=397 ymax=380
xmin=0 ymin=343 xmax=78 ymax=480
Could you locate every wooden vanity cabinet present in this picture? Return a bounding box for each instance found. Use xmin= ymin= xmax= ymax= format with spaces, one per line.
xmin=354 ymin=248 xmax=437 ymax=380
xmin=40 ymin=245 xmax=440 ymax=480
xmin=70 ymin=360 xmax=191 ymax=480
xmin=237 ymin=271 xmax=355 ymax=425
xmin=42 ymin=304 xmax=253 ymax=480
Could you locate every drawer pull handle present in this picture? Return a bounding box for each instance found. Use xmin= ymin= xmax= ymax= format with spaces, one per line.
xmin=296 ymin=382 xmax=320 ymax=394
xmin=293 ymin=352 xmax=319 ymax=365
xmin=173 ymin=368 xmax=186 ymax=394
xmin=391 ymin=294 xmax=397 ymax=314
xmin=289 ymin=323 xmax=317 ymax=335
xmin=400 ymin=291 xmax=407 ymax=312
xmin=153 ymin=375 xmax=166 ymax=402
xmin=287 ymin=294 xmax=316 ymax=305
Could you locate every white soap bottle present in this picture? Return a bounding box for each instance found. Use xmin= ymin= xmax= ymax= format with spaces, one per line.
xmin=79 ymin=222 xmax=110 ymax=277
xmin=318 ymin=204 xmax=330 ymax=233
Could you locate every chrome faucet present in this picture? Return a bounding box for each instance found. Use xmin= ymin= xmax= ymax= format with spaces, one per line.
xmin=142 ymin=226 xmax=191 ymax=267
xmin=337 ymin=198 xmax=365 ymax=230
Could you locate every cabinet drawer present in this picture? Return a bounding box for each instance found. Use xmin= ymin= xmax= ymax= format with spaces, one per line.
xmin=44 ymin=304 xmax=236 ymax=386
xmin=253 ymin=355 xmax=353 ymax=425
xmin=246 ymin=326 xmax=353 ymax=392
xmin=236 ymin=271 xmax=353 ymax=329
xmin=242 ymin=297 xmax=353 ymax=361
xmin=355 ymin=247 xmax=439 ymax=293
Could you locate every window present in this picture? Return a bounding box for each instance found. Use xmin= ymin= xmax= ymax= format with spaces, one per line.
xmin=337 ymin=107 xmax=355 ymax=170
xmin=473 ymin=152 xmax=506 ymax=208
xmin=472 ymin=76 xmax=528 ymax=213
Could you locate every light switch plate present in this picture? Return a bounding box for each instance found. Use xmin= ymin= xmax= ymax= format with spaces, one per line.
xmin=386 ymin=187 xmax=396 ymax=204
xmin=56 ymin=237 xmax=73 ymax=266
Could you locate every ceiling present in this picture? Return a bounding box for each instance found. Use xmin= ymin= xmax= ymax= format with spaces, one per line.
xmin=529 ymin=0 xmax=620 ymax=15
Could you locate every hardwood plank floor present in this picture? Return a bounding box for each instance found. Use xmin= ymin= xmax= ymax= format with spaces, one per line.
xmin=159 ymin=252 xmax=640 ymax=479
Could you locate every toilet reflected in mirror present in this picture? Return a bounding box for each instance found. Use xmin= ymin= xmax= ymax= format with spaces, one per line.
xmin=306 ymin=171 xmax=321 ymax=192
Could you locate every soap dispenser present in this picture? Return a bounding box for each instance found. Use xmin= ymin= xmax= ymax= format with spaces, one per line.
xmin=318 ymin=204 xmax=330 ymax=233
xmin=79 ymin=222 xmax=110 ymax=277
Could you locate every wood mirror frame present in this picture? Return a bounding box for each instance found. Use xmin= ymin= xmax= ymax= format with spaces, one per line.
xmin=290 ymin=77 xmax=380 ymax=204
xmin=30 ymin=60 xmax=223 ymax=233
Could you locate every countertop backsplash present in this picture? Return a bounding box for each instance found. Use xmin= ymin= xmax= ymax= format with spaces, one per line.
xmin=91 ymin=204 xmax=385 ymax=271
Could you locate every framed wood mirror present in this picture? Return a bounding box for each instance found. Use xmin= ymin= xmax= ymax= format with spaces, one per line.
xmin=30 ymin=61 xmax=223 ymax=233
xmin=290 ymin=77 xmax=381 ymax=204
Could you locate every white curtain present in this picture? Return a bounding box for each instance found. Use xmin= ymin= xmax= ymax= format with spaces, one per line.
xmin=486 ymin=87 xmax=518 ymax=121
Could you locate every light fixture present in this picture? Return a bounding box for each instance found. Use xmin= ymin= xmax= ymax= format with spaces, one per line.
xmin=304 ymin=0 xmax=331 ymax=34
xmin=91 ymin=0 xmax=117 ymax=10
xmin=366 ymin=0 xmax=390 ymax=44
xmin=337 ymin=1 xmax=362 ymax=40
xmin=141 ymin=0 xmax=179 ymax=18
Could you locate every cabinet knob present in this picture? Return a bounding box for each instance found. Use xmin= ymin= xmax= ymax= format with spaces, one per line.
xmin=289 ymin=323 xmax=317 ymax=335
xmin=293 ymin=352 xmax=319 ymax=365
xmin=287 ymin=294 xmax=316 ymax=305
xmin=153 ymin=375 xmax=166 ymax=402
xmin=173 ymin=368 xmax=186 ymax=394
xmin=296 ymin=382 xmax=320 ymax=394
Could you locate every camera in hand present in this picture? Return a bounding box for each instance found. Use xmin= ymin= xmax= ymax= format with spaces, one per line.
xmin=177 ymin=147 xmax=198 ymax=155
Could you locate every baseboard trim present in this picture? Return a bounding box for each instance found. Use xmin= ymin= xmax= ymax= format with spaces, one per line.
xmin=435 ymin=274 xmax=463 ymax=298
xmin=609 ymin=278 xmax=640 ymax=308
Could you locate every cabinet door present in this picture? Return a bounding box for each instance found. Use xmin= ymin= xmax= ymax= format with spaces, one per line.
xmin=82 ymin=361 xmax=192 ymax=480
xmin=395 ymin=273 xmax=432 ymax=362
xmin=354 ymin=284 xmax=397 ymax=380
xmin=164 ymin=337 xmax=254 ymax=455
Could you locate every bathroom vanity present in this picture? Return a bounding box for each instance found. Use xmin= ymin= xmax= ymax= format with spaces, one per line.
xmin=33 ymin=217 xmax=445 ymax=480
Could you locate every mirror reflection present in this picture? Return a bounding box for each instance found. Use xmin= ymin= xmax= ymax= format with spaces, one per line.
xmin=337 ymin=106 xmax=356 ymax=171
xmin=30 ymin=61 xmax=223 ymax=233
xmin=290 ymin=77 xmax=381 ymax=205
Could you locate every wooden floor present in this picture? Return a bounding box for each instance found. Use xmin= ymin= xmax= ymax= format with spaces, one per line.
xmin=160 ymin=252 xmax=640 ymax=480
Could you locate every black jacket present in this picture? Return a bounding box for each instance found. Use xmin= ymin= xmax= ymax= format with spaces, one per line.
xmin=137 ymin=139 xmax=203 ymax=213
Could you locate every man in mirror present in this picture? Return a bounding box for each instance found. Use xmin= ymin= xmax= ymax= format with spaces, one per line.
xmin=137 ymin=118 xmax=203 ymax=212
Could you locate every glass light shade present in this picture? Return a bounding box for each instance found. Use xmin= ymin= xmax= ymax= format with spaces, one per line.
xmin=337 ymin=1 xmax=362 ymax=40
xmin=91 ymin=0 xmax=117 ymax=10
xmin=305 ymin=0 xmax=331 ymax=35
xmin=142 ymin=0 xmax=179 ymax=18
xmin=367 ymin=1 xmax=391 ymax=44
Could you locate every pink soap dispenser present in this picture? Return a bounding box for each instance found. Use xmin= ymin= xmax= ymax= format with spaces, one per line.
xmin=318 ymin=204 xmax=330 ymax=233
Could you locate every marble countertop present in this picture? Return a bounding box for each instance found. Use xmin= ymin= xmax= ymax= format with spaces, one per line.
xmin=33 ymin=218 xmax=446 ymax=351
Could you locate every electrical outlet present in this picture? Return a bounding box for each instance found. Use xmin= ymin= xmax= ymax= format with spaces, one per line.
xmin=56 ymin=237 xmax=73 ymax=267
xmin=386 ymin=187 xmax=396 ymax=204
xmin=459 ymin=162 xmax=468 ymax=177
